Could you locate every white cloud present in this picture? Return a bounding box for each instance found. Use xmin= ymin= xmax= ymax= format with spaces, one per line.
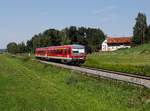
xmin=92 ymin=6 xmax=116 ymax=15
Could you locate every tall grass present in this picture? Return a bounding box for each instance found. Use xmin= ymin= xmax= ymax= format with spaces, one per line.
xmin=0 ymin=55 xmax=150 ymax=111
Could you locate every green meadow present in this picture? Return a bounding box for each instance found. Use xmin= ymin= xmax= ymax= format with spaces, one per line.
xmin=84 ymin=43 xmax=150 ymax=76
xmin=0 ymin=54 xmax=150 ymax=111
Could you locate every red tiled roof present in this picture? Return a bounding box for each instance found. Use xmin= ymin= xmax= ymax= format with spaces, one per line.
xmin=107 ymin=37 xmax=131 ymax=44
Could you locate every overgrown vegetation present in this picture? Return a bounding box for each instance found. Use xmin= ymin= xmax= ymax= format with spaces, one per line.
xmin=0 ymin=55 xmax=150 ymax=111
xmin=84 ymin=43 xmax=150 ymax=76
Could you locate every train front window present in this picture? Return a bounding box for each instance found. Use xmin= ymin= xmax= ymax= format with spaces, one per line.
xmin=72 ymin=48 xmax=85 ymax=54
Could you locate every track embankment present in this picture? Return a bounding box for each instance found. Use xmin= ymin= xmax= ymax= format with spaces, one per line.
xmin=38 ymin=60 xmax=150 ymax=88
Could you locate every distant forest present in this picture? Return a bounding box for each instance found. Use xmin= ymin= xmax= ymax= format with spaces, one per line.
xmin=7 ymin=26 xmax=106 ymax=54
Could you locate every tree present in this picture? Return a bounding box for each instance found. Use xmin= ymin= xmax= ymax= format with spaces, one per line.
xmin=146 ymin=25 xmax=150 ymax=42
xmin=49 ymin=29 xmax=62 ymax=46
xmin=133 ymin=12 xmax=148 ymax=44
xmin=86 ymin=28 xmax=105 ymax=52
xmin=26 ymin=40 xmax=33 ymax=52
xmin=32 ymin=35 xmax=41 ymax=50
xmin=78 ymin=27 xmax=88 ymax=45
xmin=68 ymin=26 xmax=78 ymax=44
xmin=60 ymin=29 xmax=71 ymax=45
xmin=7 ymin=42 xmax=18 ymax=54
xmin=17 ymin=42 xmax=26 ymax=53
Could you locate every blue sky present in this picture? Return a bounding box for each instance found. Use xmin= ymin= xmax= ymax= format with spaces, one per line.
xmin=0 ymin=0 xmax=150 ymax=48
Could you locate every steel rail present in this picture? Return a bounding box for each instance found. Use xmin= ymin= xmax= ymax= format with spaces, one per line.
xmin=81 ymin=66 xmax=150 ymax=80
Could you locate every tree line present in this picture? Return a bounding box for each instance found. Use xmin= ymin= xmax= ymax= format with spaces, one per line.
xmin=7 ymin=12 xmax=150 ymax=54
xmin=7 ymin=26 xmax=105 ymax=54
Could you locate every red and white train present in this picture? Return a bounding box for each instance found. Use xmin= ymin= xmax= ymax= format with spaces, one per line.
xmin=35 ymin=45 xmax=86 ymax=64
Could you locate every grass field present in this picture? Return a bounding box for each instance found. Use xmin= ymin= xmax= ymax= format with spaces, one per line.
xmin=0 ymin=54 xmax=150 ymax=111
xmin=84 ymin=43 xmax=150 ymax=76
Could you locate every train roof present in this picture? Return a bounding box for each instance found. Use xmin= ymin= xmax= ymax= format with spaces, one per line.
xmin=36 ymin=44 xmax=84 ymax=51
xmin=63 ymin=44 xmax=84 ymax=48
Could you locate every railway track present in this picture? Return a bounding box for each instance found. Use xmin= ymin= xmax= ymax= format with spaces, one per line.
xmin=82 ymin=66 xmax=150 ymax=80
xmin=37 ymin=60 xmax=150 ymax=88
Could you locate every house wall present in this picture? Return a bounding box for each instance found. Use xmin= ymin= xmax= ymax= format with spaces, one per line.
xmin=102 ymin=40 xmax=108 ymax=51
xmin=101 ymin=39 xmax=131 ymax=51
xmin=107 ymin=45 xmax=131 ymax=51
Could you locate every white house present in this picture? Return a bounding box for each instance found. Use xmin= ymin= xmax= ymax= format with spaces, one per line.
xmin=102 ymin=37 xmax=131 ymax=51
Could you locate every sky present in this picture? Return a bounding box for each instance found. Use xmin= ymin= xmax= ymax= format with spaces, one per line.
xmin=0 ymin=0 xmax=150 ymax=49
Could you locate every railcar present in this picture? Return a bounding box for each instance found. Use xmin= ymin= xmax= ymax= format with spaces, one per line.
xmin=35 ymin=45 xmax=86 ymax=64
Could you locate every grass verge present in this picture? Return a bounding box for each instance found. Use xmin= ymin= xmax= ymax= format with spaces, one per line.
xmin=0 ymin=55 xmax=150 ymax=111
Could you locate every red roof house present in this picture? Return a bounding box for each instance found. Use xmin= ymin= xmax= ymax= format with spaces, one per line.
xmin=102 ymin=37 xmax=132 ymax=51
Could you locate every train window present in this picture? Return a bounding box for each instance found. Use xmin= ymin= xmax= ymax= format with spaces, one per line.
xmin=57 ymin=49 xmax=61 ymax=54
xmin=56 ymin=50 xmax=59 ymax=54
xmin=60 ymin=49 xmax=62 ymax=54
xmin=48 ymin=50 xmax=56 ymax=54
xmin=47 ymin=49 xmax=64 ymax=55
xmin=72 ymin=49 xmax=79 ymax=54
xmin=38 ymin=50 xmax=45 ymax=54
xmin=73 ymin=50 xmax=79 ymax=54
xmin=52 ymin=50 xmax=54 ymax=54
xmin=53 ymin=50 xmax=56 ymax=54
xmin=63 ymin=49 xmax=67 ymax=54
xmin=48 ymin=50 xmax=52 ymax=54
xmin=56 ymin=50 xmax=58 ymax=54
xmin=58 ymin=49 xmax=62 ymax=54
xmin=72 ymin=48 xmax=85 ymax=54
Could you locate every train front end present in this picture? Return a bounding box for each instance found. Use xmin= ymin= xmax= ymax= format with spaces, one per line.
xmin=71 ymin=45 xmax=86 ymax=64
